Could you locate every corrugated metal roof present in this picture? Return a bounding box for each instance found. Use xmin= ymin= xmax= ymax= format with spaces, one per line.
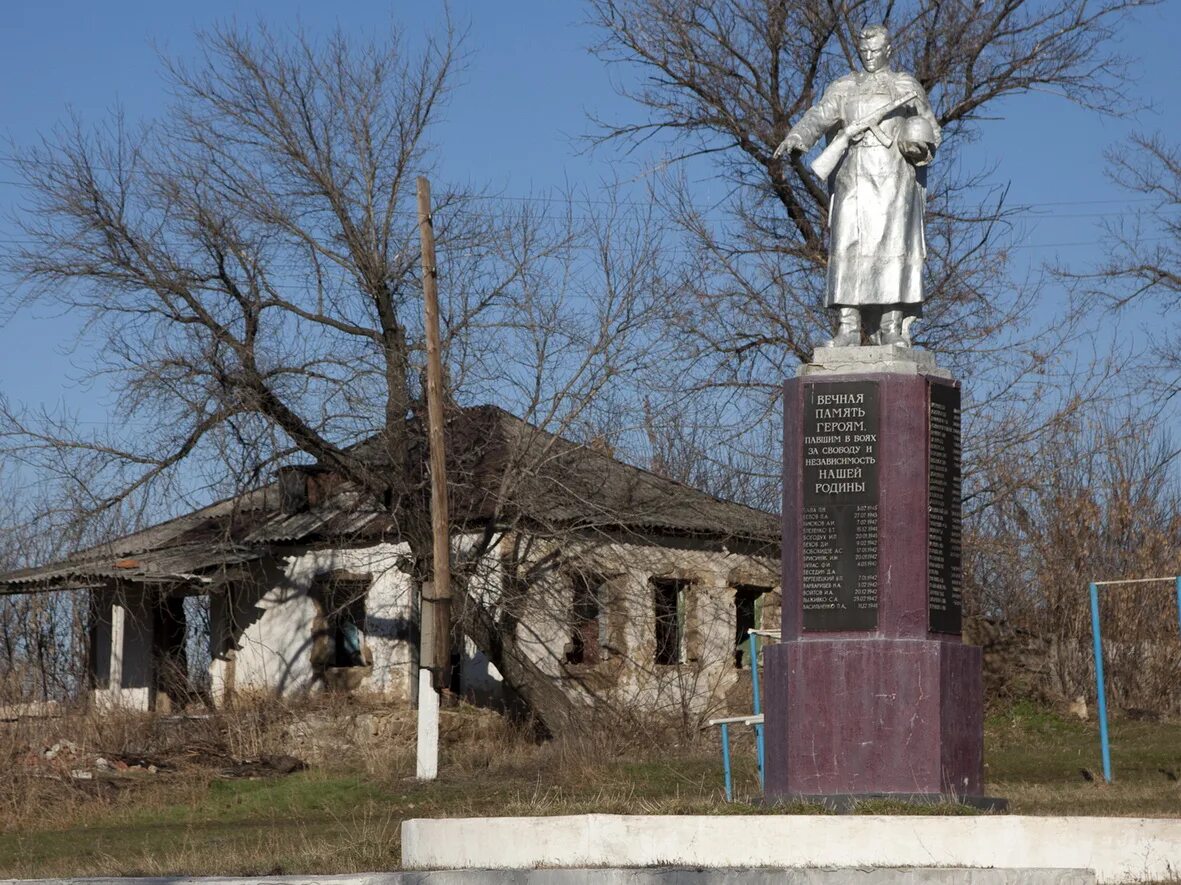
xmin=2 ymin=405 xmax=779 ymax=593
xmin=243 ymin=493 xmax=383 ymax=544
xmin=1 ymin=544 xmax=262 ymax=589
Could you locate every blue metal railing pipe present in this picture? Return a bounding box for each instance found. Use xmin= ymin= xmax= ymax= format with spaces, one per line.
xmin=749 ymin=631 xmax=765 ymax=790
xmin=1175 ymin=576 xmax=1181 ymax=638
xmin=720 ymin=723 xmax=733 ymax=802
xmin=1089 ymin=581 xmax=1113 ymax=784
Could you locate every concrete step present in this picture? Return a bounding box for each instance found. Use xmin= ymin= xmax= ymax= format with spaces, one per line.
xmin=1 ymin=871 xmax=1097 ymax=885
xmin=401 ymin=813 xmax=1181 ymax=884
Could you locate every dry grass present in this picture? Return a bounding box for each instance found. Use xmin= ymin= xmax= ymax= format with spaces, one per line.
xmin=1 ymin=697 xmax=1179 ymax=877
xmin=0 ymin=696 xmax=753 ymax=876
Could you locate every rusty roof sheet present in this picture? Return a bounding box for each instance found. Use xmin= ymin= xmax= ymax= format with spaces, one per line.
xmin=0 ymin=544 xmax=263 ymax=589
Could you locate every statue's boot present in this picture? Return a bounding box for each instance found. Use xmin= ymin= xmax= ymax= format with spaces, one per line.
xmin=824 ymin=308 xmax=861 ymax=348
xmin=879 ymin=309 xmax=912 ymax=348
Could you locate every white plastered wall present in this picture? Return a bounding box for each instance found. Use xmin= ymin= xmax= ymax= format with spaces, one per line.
xmin=210 ymin=541 xmax=416 ymax=702
xmin=198 ymin=529 xmax=778 ymax=720
xmin=456 ymin=534 xmax=508 ymax=706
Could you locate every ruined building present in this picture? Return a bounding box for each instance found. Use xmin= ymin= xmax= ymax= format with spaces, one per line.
xmin=0 ymin=406 xmax=780 ymax=722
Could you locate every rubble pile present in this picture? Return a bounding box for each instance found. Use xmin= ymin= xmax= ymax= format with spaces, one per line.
xmin=14 ymin=736 xmax=304 ymax=785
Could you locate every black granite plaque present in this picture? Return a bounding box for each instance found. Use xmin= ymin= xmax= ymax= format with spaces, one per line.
xmin=927 ymin=382 xmax=963 ymax=634
xmin=801 ymin=381 xmax=879 ymax=631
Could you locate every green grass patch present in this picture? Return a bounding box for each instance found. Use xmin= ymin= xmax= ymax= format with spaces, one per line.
xmin=203 ymin=772 xmax=386 ymax=819
xmin=985 ymin=700 xmax=1181 ymax=816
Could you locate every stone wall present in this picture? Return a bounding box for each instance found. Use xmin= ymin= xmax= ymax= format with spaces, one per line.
xmin=91 ymin=530 xmax=779 ymax=721
xmin=459 ymin=533 xmax=781 ymax=723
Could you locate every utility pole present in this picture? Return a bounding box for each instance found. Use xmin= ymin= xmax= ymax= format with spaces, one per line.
xmin=416 ymin=175 xmax=451 ymax=781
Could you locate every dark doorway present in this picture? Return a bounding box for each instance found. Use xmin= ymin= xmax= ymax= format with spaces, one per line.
xmin=152 ymin=594 xmax=191 ymax=710
xmin=652 ymin=578 xmax=688 ymax=666
xmin=566 ymin=572 xmax=605 ymax=666
xmin=733 ymin=585 xmax=768 ymax=669
xmin=87 ymin=590 xmax=113 ymax=690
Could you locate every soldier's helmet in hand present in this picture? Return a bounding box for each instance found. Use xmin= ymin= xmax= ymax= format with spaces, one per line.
xmin=900 ymin=116 xmax=936 ymax=149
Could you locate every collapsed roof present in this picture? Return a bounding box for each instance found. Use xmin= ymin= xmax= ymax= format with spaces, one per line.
xmin=0 ymin=405 xmax=779 ymax=593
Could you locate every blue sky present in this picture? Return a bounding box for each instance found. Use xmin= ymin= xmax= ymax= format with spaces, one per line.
xmin=1 ymin=1 xmax=1178 ymax=428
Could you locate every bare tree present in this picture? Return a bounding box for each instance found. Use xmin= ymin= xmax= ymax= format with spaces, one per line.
xmin=1 ymin=22 xmax=672 ymax=733
xmin=587 ymin=0 xmax=1154 ymax=509
xmin=966 ymin=411 xmax=1181 ymax=711
xmin=1064 ymin=132 xmax=1181 ymax=397
xmin=0 ymin=467 xmax=88 ymax=703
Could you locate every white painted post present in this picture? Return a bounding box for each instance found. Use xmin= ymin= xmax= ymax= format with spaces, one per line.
xmin=109 ymin=602 xmax=126 ymax=692
xmin=416 ymin=668 xmax=440 ymax=780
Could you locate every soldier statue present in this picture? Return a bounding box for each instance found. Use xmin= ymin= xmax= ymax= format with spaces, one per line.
xmin=774 ymin=24 xmax=941 ymax=348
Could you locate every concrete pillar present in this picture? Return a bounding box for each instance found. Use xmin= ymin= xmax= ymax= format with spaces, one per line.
xmin=208 ymin=591 xmax=236 ymax=706
xmin=109 ymin=601 xmax=126 ymax=690
xmin=416 ymin=668 xmax=440 ymax=780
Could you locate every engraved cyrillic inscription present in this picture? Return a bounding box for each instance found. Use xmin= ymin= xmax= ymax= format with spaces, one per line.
xmin=801 ymin=381 xmax=879 ymax=631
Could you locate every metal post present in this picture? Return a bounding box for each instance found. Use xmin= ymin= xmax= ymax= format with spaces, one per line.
xmin=720 ymin=723 xmax=733 ymax=802
xmin=1089 ymin=582 xmax=1113 ymax=784
xmin=749 ymin=631 xmax=765 ymax=790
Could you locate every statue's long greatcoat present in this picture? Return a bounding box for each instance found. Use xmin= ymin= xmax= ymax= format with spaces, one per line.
xmin=787 ymin=69 xmax=941 ymax=308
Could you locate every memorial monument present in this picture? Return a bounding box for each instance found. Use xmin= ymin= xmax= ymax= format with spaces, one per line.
xmin=764 ymin=24 xmax=993 ymax=807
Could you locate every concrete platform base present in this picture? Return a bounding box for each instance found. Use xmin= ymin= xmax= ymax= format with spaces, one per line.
xmin=798 ymin=344 xmax=952 ymax=379
xmin=0 ymin=871 xmax=1096 ymax=885
xmin=401 ymin=814 xmax=1181 ymax=884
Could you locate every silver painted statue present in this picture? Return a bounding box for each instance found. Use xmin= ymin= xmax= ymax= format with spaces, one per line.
xmin=774 ymin=24 xmax=941 ymax=348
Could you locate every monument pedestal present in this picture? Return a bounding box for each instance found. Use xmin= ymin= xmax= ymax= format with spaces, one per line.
xmin=764 ymin=638 xmax=982 ymax=800
xmin=764 ymin=346 xmax=992 ymax=806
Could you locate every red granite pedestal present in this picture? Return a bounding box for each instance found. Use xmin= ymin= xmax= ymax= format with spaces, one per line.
xmin=764 ymin=353 xmax=992 ymax=806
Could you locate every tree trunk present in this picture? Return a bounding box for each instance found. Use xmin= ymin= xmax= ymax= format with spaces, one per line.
xmin=458 ymin=591 xmax=589 ymax=738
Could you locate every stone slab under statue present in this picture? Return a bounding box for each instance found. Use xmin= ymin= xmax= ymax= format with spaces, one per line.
xmin=800 ymin=343 xmax=951 ymax=379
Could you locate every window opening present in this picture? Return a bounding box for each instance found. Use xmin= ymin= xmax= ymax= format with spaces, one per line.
xmin=566 ymin=572 xmax=606 ymax=665
xmin=331 ymin=588 xmax=367 ymax=667
xmin=652 ymin=578 xmax=688 ymax=665
xmin=734 ymin=585 xmax=768 ymax=669
xmin=312 ymin=576 xmax=370 ymax=674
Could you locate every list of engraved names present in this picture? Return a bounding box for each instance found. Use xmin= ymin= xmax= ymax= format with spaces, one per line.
xmin=801 ymin=380 xmax=880 ymax=631
xmin=927 ymin=383 xmax=963 ymax=634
